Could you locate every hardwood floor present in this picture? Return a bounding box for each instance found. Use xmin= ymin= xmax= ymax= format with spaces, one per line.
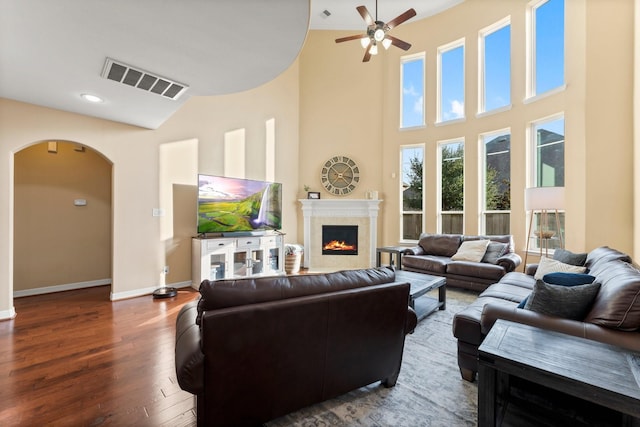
xmin=0 ymin=286 xmax=200 ymax=426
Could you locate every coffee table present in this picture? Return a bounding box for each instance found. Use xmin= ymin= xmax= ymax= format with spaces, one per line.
xmin=394 ymin=270 xmax=446 ymax=321
xmin=478 ymin=319 xmax=640 ymax=426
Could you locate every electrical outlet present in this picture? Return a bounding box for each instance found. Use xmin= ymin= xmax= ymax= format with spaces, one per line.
xmin=163 ymin=266 xmax=170 ymax=274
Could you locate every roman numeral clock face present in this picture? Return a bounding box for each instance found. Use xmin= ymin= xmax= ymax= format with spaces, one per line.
xmin=321 ymin=155 xmax=360 ymax=196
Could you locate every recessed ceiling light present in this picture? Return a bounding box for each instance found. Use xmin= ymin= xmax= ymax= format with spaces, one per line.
xmin=81 ymin=93 xmax=103 ymax=103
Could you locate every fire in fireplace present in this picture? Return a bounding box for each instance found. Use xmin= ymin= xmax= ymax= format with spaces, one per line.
xmin=322 ymin=225 xmax=358 ymax=255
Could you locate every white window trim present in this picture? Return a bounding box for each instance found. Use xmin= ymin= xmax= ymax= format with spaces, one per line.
xmin=479 ymin=128 xmax=511 ymax=235
xmin=478 ymin=16 xmax=511 ymax=115
xmin=400 ymin=52 xmax=426 ymax=130
xmin=437 ymin=138 xmax=465 ymax=234
xmin=436 ymin=38 xmax=465 ymax=125
xmin=526 ymin=0 xmax=565 ymax=100
xmin=399 ymin=143 xmax=425 ymax=243
xmin=527 ymin=112 xmax=565 ymax=188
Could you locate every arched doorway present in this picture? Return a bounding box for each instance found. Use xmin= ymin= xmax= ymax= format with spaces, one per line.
xmin=13 ymin=140 xmax=113 ymax=298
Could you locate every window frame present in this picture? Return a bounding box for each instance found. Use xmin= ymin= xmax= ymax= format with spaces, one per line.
xmin=479 ymin=128 xmax=511 ymax=235
xmin=478 ymin=17 xmax=511 ymax=116
xmin=400 ymin=52 xmax=426 ymax=130
xmin=526 ymin=0 xmax=565 ymax=99
xmin=527 ymin=113 xmax=565 ymax=253
xmin=437 ymin=138 xmax=465 ymax=234
xmin=400 ymin=144 xmax=425 ymax=243
xmin=437 ymin=38 xmax=466 ymax=125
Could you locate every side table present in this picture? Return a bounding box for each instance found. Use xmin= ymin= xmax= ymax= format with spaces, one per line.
xmin=478 ymin=319 xmax=640 ymax=426
xmin=376 ymin=246 xmax=407 ymax=269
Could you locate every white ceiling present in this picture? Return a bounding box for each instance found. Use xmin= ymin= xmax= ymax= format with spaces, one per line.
xmin=0 ymin=0 xmax=462 ymax=129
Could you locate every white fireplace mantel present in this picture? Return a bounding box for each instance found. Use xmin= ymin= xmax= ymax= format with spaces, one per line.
xmin=299 ymin=199 xmax=382 ymax=269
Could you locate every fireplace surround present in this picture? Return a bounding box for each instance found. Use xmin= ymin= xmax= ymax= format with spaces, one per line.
xmin=299 ymin=199 xmax=382 ymax=270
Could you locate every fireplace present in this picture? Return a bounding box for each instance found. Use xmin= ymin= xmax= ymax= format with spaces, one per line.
xmin=322 ymin=225 xmax=358 ymax=255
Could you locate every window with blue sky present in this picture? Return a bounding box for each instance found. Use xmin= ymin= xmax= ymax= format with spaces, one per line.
xmin=438 ymin=40 xmax=465 ymax=122
xmin=480 ymin=20 xmax=510 ymax=113
xmin=400 ymin=54 xmax=425 ymax=129
xmin=531 ymin=0 xmax=565 ymax=95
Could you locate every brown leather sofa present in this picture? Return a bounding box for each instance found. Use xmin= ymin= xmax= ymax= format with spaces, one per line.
xmin=452 ymin=246 xmax=640 ymax=382
xmin=175 ymin=267 xmax=418 ymax=427
xmin=402 ymin=233 xmax=522 ymax=292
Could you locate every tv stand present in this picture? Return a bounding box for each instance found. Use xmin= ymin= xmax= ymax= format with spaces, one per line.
xmin=192 ymin=232 xmax=284 ymax=288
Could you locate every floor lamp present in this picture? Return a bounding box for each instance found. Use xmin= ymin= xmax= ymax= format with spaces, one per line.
xmin=523 ymin=186 xmax=565 ymax=271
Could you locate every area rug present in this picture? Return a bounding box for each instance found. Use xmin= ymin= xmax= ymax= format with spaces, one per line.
xmin=267 ymin=288 xmax=479 ymax=427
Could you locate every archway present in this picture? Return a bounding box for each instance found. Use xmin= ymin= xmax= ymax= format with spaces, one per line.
xmin=13 ymin=140 xmax=113 ymax=299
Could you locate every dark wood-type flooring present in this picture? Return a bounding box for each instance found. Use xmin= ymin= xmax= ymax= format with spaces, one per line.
xmin=0 ymin=285 xmax=200 ymax=426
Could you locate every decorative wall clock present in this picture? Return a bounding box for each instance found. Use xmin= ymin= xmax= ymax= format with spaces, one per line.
xmin=321 ymin=155 xmax=360 ymax=196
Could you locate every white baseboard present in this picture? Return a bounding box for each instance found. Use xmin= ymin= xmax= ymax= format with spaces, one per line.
xmin=13 ymin=278 xmax=112 ymax=298
xmin=110 ymin=280 xmax=193 ymax=301
xmin=12 ymin=278 xmax=193 ymax=302
xmin=0 ymin=306 xmax=16 ymax=320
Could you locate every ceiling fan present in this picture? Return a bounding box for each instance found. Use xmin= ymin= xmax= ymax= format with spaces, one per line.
xmin=335 ymin=1 xmax=417 ymax=62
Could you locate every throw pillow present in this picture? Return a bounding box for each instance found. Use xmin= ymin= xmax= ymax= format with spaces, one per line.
xmin=553 ymin=248 xmax=588 ymax=266
xmin=542 ymin=272 xmax=596 ymax=286
xmin=451 ymin=239 xmax=490 ymax=262
xmin=533 ymin=256 xmax=587 ymax=280
xmin=517 ymin=273 xmax=595 ymax=308
xmin=481 ymin=242 xmax=508 ymax=264
xmin=524 ymin=280 xmax=601 ymax=320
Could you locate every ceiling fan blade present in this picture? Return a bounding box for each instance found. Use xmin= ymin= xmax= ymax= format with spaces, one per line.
xmin=385 ymin=8 xmax=417 ymax=30
xmin=386 ymin=35 xmax=412 ymax=51
xmin=363 ymin=44 xmax=373 ymax=62
xmin=356 ymin=5 xmax=375 ymax=26
xmin=335 ymin=34 xmax=367 ymax=44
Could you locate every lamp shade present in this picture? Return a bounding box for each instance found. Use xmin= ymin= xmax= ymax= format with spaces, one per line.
xmin=524 ymin=187 xmax=565 ymax=211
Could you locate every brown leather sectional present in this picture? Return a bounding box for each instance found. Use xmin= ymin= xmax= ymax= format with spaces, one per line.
xmin=402 ymin=233 xmax=522 ymax=292
xmin=175 ymin=267 xmax=418 ymax=427
xmin=452 ymin=246 xmax=640 ymax=382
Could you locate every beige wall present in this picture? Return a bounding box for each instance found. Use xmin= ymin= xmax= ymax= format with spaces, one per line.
xmin=0 ymin=61 xmax=300 ymax=318
xmin=0 ymin=0 xmax=637 ymax=319
xmin=14 ymin=141 xmax=112 ymax=291
xmin=299 ymin=0 xmax=635 ymax=260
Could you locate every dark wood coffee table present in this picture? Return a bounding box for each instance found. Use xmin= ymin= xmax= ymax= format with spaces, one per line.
xmin=394 ymin=270 xmax=446 ymax=321
xmin=478 ymin=319 xmax=640 ymax=426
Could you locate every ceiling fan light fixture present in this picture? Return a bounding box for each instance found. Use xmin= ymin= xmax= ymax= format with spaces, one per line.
xmin=370 ymin=43 xmax=379 ymax=55
xmin=360 ymin=37 xmax=371 ymax=49
xmin=373 ymin=28 xmax=385 ymax=42
xmin=382 ymin=38 xmax=392 ymax=50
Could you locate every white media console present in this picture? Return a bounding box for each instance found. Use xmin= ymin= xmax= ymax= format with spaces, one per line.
xmin=191 ymin=233 xmax=284 ymax=288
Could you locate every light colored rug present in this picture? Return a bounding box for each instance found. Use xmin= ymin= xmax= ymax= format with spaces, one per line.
xmin=267 ymin=288 xmax=479 ymax=427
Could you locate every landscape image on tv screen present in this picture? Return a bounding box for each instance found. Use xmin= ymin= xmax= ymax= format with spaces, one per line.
xmin=197 ymin=175 xmax=282 ymax=234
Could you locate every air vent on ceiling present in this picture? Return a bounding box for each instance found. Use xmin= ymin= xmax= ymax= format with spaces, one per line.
xmin=101 ymin=58 xmax=188 ymax=100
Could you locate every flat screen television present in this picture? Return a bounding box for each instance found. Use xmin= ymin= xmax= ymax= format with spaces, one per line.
xmin=197 ymin=174 xmax=282 ymax=234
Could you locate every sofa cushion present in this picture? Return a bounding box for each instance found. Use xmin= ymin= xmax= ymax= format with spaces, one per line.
xmin=481 ymin=242 xmax=508 ymax=264
xmin=533 ymin=256 xmax=587 ymax=280
xmin=402 ymin=255 xmax=449 ymax=274
xmin=479 ymin=282 xmax=532 ymax=304
xmin=418 ymin=233 xmax=462 ymax=257
xmin=524 ymin=280 xmax=601 ymax=320
xmin=553 ymin=248 xmax=588 ymax=266
xmin=585 ymin=261 xmax=640 ymax=331
xmin=451 ymin=240 xmax=490 ymax=262
xmin=447 ymin=261 xmax=505 ymax=281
